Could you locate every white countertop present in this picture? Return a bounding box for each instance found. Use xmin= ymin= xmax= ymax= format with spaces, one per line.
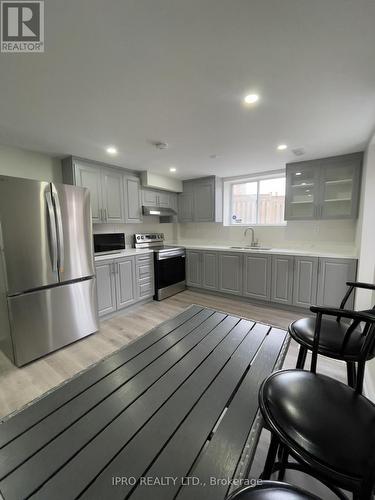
xmin=167 ymin=243 xmax=357 ymax=259
xmin=94 ymin=248 xmax=153 ymax=262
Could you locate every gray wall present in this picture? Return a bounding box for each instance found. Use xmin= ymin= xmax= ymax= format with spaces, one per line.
xmin=0 ymin=145 xmax=62 ymax=182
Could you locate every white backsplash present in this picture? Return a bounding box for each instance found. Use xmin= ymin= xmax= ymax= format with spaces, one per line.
xmin=93 ymin=217 xmax=357 ymax=256
xmin=177 ymin=219 xmax=358 ymax=255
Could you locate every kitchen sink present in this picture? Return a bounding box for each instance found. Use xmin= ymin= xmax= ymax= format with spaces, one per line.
xmin=230 ymin=246 xmax=272 ymax=251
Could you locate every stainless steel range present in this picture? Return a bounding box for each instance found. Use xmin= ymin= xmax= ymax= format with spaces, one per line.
xmin=134 ymin=233 xmax=186 ymax=300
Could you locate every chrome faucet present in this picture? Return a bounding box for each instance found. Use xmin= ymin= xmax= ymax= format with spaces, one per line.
xmin=244 ymin=227 xmax=258 ymax=247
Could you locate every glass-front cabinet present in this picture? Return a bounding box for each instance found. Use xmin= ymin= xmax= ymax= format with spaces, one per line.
xmin=285 ymin=161 xmax=321 ymax=220
xmin=285 ymin=153 xmax=362 ymax=220
xmin=320 ymin=156 xmax=361 ymax=219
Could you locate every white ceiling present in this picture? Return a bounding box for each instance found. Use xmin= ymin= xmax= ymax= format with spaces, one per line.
xmin=0 ymin=0 xmax=375 ymax=179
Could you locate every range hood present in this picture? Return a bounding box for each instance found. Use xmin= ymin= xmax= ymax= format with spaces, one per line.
xmin=142 ymin=205 xmax=177 ymax=217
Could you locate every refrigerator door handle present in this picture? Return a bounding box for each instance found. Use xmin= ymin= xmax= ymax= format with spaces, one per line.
xmin=45 ymin=191 xmax=58 ymax=272
xmin=52 ymin=188 xmax=65 ymax=273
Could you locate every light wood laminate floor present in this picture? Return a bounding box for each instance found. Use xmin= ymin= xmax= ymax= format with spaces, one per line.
xmin=0 ymin=290 xmax=347 ymax=498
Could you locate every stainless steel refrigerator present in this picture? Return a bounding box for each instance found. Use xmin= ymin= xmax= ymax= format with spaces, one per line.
xmin=0 ymin=175 xmax=98 ymax=366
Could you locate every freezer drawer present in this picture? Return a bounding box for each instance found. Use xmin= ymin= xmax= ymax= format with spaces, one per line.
xmin=7 ymin=278 xmax=98 ymax=366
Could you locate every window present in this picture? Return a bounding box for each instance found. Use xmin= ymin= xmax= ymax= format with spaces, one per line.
xmin=226 ymin=175 xmax=286 ymax=225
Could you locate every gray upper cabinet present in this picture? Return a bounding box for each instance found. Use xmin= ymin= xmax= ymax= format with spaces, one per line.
xmin=101 ymin=168 xmax=125 ymax=223
xmin=142 ymin=189 xmax=158 ymax=207
xmin=178 ymin=176 xmax=222 ymax=223
xmin=194 ymin=180 xmax=215 ymax=222
xmin=169 ymin=193 xmax=178 ymax=212
xmin=178 ymin=192 xmax=194 ymax=222
xmin=285 ymin=161 xmax=321 ymax=220
xmin=115 ymin=257 xmax=137 ymax=310
xmin=157 ymin=191 xmax=170 ymax=208
xmin=271 ymin=255 xmax=294 ymax=305
xmin=243 ymin=253 xmax=272 ymax=300
xmin=73 ymin=161 xmax=103 ymax=223
xmin=285 ymin=153 xmax=363 ymax=220
xmin=219 ymin=253 xmax=242 ymax=295
xmin=186 ymin=250 xmax=202 ymax=287
xmin=317 ymin=258 xmax=357 ymax=308
xmin=95 ymin=260 xmax=116 ymax=317
xmin=142 ymin=189 xmax=175 ymax=209
xmin=293 ymin=256 xmax=318 ymax=308
xmin=63 ymin=157 xmax=140 ymax=224
xmin=319 ymin=155 xmax=362 ymax=220
xmin=124 ymin=176 xmax=142 ymax=223
xmin=202 ymin=252 xmax=218 ymax=291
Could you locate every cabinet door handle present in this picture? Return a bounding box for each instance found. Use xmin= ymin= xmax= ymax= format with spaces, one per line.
xmin=104 ymin=208 xmax=108 ymax=222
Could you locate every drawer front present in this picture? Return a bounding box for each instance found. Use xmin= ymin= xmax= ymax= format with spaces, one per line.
xmin=139 ymin=279 xmax=154 ymax=298
xmin=137 ymin=263 xmax=153 ymax=280
xmin=136 ymin=254 xmax=153 ymax=265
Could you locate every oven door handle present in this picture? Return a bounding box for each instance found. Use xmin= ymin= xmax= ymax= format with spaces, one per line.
xmin=156 ymin=251 xmax=186 ymax=261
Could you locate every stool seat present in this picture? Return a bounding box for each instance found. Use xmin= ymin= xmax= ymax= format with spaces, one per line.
xmin=289 ymin=317 xmax=366 ymax=360
xmin=259 ymin=370 xmax=375 ymax=488
xmin=226 ymin=481 xmax=320 ymax=499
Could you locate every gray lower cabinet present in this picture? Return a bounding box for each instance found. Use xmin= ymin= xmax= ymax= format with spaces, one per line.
xmin=95 ymin=260 xmax=117 ymax=317
xmin=219 ymin=253 xmax=242 ymax=295
xmin=317 ymin=258 xmax=357 ymax=308
xmin=186 ymin=250 xmax=202 ymax=287
xmin=243 ymin=253 xmax=272 ymax=300
xmin=293 ymin=256 xmax=319 ymax=308
xmin=185 ymin=249 xmax=357 ymax=310
xmin=202 ymin=252 xmax=218 ymax=290
xmin=136 ymin=254 xmax=155 ymax=299
xmin=271 ymin=255 xmax=294 ymax=305
xmin=116 ymin=257 xmax=137 ymax=310
xmin=95 ymin=254 xmax=154 ymax=317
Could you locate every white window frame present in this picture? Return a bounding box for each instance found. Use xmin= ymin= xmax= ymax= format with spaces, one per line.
xmin=223 ymin=169 xmax=287 ymax=227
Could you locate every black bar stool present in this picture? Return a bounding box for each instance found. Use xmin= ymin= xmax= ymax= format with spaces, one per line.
xmin=226 ymin=480 xmax=321 ymax=499
xmin=259 ymin=307 xmax=375 ymax=500
xmin=289 ymin=281 xmax=375 ymax=393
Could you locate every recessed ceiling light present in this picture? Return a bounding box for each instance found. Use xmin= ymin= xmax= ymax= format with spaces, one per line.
xmin=106 ymin=146 xmax=117 ymax=155
xmin=244 ymin=94 xmax=259 ymax=104
xmin=295 ymin=172 xmax=302 ymax=176
xmin=169 ymin=167 xmax=176 ymax=173
xmin=277 ymin=144 xmax=288 ymax=151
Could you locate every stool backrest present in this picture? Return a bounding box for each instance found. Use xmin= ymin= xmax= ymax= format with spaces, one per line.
xmin=309 ymin=306 xmax=375 ymax=393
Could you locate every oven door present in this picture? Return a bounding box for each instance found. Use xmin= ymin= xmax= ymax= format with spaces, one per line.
xmin=155 ymin=252 xmax=186 ymax=299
